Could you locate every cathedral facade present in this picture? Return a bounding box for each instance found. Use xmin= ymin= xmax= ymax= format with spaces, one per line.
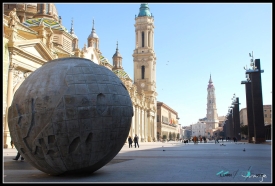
xmin=3 ymin=3 xmax=157 ymax=148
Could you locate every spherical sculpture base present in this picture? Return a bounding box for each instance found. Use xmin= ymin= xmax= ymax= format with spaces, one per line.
xmin=8 ymin=57 xmax=133 ymax=175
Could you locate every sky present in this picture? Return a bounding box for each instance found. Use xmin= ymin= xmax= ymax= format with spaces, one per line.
xmin=55 ymin=3 xmax=272 ymax=126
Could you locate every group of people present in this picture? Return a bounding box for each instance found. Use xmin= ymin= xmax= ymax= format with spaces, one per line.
xmin=127 ymin=135 xmax=139 ymax=148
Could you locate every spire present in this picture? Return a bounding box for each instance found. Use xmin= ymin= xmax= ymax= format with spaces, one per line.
xmin=112 ymin=41 xmax=123 ymax=70
xmin=113 ymin=41 xmax=122 ymax=58
xmin=209 ymin=74 xmax=213 ymax=83
xmin=88 ymin=18 xmax=98 ymax=39
xmin=208 ymin=74 xmax=214 ymax=89
xmin=92 ymin=19 xmax=95 ymax=31
xmin=70 ymin=18 xmax=74 ymax=34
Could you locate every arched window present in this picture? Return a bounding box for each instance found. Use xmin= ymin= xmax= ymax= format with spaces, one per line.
xmin=141 ymin=65 xmax=145 ymax=79
xmin=142 ymin=32 xmax=144 ymax=47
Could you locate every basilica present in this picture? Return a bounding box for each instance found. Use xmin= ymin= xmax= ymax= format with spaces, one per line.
xmin=3 ymin=3 xmax=167 ymax=148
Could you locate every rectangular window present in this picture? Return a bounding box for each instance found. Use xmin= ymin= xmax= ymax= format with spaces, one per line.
xmin=162 ymin=116 xmax=168 ymax=124
xmin=265 ymin=114 xmax=267 ymax=117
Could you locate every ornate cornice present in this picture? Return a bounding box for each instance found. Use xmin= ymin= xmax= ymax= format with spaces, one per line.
xmin=9 ymin=46 xmax=47 ymax=66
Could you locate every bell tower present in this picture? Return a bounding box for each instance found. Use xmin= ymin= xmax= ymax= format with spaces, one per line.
xmin=206 ymin=74 xmax=219 ymax=135
xmin=133 ymin=3 xmax=157 ymax=142
xmin=133 ymin=3 xmax=156 ymax=100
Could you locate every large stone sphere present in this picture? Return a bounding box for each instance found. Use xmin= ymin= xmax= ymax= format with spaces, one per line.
xmin=8 ymin=57 xmax=133 ymax=175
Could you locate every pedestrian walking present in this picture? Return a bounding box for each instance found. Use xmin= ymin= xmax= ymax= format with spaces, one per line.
xmin=134 ymin=134 xmax=139 ymax=148
xmin=203 ymin=137 xmax=207 ymax=143
xmin=128 ymin=136 xmax=133 ymax=148
xmin=13 ymin=152 xmax=24 ymax=161
xmin=215 ymin=136 xmax=219 ymax=144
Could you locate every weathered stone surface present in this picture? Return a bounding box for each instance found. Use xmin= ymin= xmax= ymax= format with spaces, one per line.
xmin=8 ymin=57 xmax=133 ymax=175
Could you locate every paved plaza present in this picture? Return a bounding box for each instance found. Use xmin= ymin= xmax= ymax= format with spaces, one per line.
xmin=3 ymin=140 xmax=272 ymax=183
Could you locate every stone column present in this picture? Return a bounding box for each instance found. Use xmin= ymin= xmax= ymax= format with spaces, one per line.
xmin=43 ymin=3 xmax=46 ymax=14
xmin=152 ymin=31 xmax=154 ymax=49
xmin=153 ymin=116 xmax=156 ymax=140
xmin=131 ymin=106 xmax=135 ymax=138
xmin=143 ymin=109 xmax=147 ymax=142
xmin=138 ymin=30 xmax=141 ymax=48
xmin=135 ymin=105 xmax=138 ymax=136
xmin=136 ymin=106 xmax=140 ymax=137
xmin=4 ymin=61 xmax=17 ymax=148
xmin=135 ymin=31 xmax=138 ymax=49
xmin=140 ymin=108 xmax=144 ymax=141
xmin=137 ymin=106 xmax=140 ymax=137
xmin=147 ymin=111 xmax=151 ymax=142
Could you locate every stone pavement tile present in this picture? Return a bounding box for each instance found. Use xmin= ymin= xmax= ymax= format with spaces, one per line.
xmin=3 ymin=141 xmax=272 ymax=183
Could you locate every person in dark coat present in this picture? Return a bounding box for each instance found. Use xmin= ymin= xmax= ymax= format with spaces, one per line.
xmin=13 ymin=152 xmax=24 ymax=161
xmin=134 ymin=134 xmax=139 ymax=148
xmin=128 ymin=136 xmax=133 ymax=148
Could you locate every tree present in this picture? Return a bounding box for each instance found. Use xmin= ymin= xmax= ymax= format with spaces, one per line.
xmin=172 ymin=132 xmax=176 ymax=140
xmin=169 ymin=132 xmax=172 ymax=140
xmin=157 ymin=132 xmax=160 ymax=141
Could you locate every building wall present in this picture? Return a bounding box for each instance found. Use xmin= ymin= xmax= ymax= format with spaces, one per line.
xmin=3 ymin=38 xmax=9 ymax=124
xmin=240 ymin=108 xmax=248 ymax=126
xmin=239 ymin=105 xmax=271 ymax=126
xmin=191 ymin=122 xmax=206 ymax=137
xmin=263 ymin=105 xmax=272 ymax=125
xmin=157 ymin=102 xmax=179 ymax=140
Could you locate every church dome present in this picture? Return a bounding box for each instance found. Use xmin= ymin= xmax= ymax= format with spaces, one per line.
xmin=4 ymin=3 xmax=37 ymax=22
xmin=33 ymin=3 xmax=59 ymax=22
xmin=138 ymin=3 xmax=152 ymax=17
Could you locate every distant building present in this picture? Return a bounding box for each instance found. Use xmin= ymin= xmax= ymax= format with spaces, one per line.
xmin=239 ymin=105 xmax=272 ymax=126
xmin=157 ymin=101 xmax=180 ymax=140
xmin=191 ymin=121 xmax=206 ymax=137
xmin=218 ymin=116 xmax=226 ymax=127
xmin=181 ymin=126 xmax=192 ymax=139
